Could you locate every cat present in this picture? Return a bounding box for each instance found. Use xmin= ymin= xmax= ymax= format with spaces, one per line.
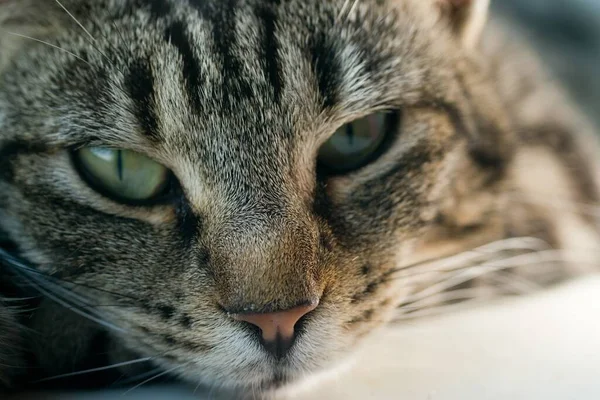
xmin=0 ymin=306 xmax=21 ymax=388
xmin=1 ymin=0 xmax=599 ymax=397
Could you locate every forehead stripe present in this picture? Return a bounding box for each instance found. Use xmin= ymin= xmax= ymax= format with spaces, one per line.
xmin=256 ymin=0 xmax=283 ymax=103
xmin=310 ymin=33 xmax=341 ymax=109
xmin=125 ymin=57 xmax=161 ymax=142
xmin=164 ymin=21 xmax=205 ymax=114
xmin=189 ymin=0 xmax=252 ymax=110
xmin=146 ymin=0 xmax=172 ymax=19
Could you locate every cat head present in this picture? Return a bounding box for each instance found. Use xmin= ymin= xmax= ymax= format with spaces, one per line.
xmin=0 ymin=0 xmax=511 ymax=392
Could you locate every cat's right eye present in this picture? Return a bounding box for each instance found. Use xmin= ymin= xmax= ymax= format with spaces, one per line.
xmin=73 ymin=147 xmax=173 ymax=204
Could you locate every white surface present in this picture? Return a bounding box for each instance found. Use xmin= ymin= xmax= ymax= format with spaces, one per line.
xmin=13 ymin=276 xmax=600 ymax=400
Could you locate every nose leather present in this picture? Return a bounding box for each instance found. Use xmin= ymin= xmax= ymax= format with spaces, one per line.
xmin=233 ymin=302 xmax=318 ymax=343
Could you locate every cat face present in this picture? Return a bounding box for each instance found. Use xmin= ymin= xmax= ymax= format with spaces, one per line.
xmin=0 ymin=0 xmax=513 ymax=392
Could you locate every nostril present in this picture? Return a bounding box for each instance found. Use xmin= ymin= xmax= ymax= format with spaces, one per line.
xmin=237 ymin=319 xmax=294 ymax=359
xmin=238 ymin=319 xmax=263 ymax=338
xmin=293 ymin=313 xmax=312 ymax=337
xmin=234 ymin=309 xmax=312 ymax=347
xmin=228 ymin=300 xmax=319 ymax=359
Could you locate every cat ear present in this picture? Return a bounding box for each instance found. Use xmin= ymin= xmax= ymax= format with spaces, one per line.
xmin=435 ymin=0 xmax=490 ymax=49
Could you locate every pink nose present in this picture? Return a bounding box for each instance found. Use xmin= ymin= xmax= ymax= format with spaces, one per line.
xmin=232 ymin=302 xmax=318 ymax=358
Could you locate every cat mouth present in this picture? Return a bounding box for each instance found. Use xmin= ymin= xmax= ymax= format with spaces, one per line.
xmin=260 ymin=373 xmax=291 ymax=391
xmin=137 ymin=350 xmax=313 ymax=394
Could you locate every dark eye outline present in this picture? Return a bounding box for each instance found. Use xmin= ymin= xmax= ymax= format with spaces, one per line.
xmin=317 ymin=110 xmax=402 ymax=176
xmin=70 ymin=148 xmax=181 ymax=207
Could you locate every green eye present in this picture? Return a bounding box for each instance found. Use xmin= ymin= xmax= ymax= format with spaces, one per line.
xmin=317 ymin=112 xmax=399 ymax=174
xmin=74 ymin=147 xmax=172 ymax=203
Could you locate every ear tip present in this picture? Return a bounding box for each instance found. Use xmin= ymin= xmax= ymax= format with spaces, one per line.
xmin=435 ymin=0 xmax=490 ymax=49
xmin=440 ymin=0 xmax=491 ymax=9
xmin=438 ymin=0 xmax=472 ymax=7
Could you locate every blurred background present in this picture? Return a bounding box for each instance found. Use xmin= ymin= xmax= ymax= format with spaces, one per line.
xmin=494 ymin=0 xmax=600 ymax=128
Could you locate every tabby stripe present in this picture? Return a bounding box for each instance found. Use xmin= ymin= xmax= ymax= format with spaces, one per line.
xmin=175 ymin=198 xmax=201 ymax=248
xmin=453 ymin=72 xmax=508 ymax=170
xmin=164 ymin=21 xmax=204 ymax=113
xmin=147 ymin=0 xmax=172 ymax=19
xmin=214 ymin=0 xmax=252 ymax=109
xmin=0 ymin=141 xmax=49 ymax=183
xmin=310 ymin=33 xmax=341 ymax=109
xmin=125 ymin=58 xmax=161 ymax=142
xmin=533 ymin=124 xmax=600 ymax=205
xmin=437 ymin=99 xmax=505 ymax=172
xmin=257 ymin=0 xmax=283 ymax=103
xmin=189 ymin=0 xmax=252 ymax=109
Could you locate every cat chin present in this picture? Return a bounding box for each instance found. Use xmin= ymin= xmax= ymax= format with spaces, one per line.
xmin=263 ymin=356 xmax=357 ymax=400
xmin=180 ymin=356 xmax=357 ymax=400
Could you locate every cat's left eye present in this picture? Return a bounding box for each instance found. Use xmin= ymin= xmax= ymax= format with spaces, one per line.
xmin=318 ymin=111 xmax=400 ymax=174
xmin=73 ymin=147 xmax=172 ymax=204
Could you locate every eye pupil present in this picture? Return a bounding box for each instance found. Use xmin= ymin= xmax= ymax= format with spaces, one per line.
xmin=73 ymin=147 xmax=172 ymax=205
xmin=346 ymin=123 xmax=355 ymax=145
xmin=317 ymin=111 xmax=400 ymax=174
xmin=117 ymin=149 xmax=124 ymax=181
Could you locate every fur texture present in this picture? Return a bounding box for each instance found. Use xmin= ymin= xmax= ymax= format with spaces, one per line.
xmin=0 ymin=0 xmax=598 ymax=396
xmin=0 ymin=303 xmax=21 ymax=388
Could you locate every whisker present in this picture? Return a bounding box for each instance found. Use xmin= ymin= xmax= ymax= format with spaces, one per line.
xmin=2 ymin=252 xmax=127 ymax=333
xmin=0 ymin=362 xmax=29 ymax=369
xmin=121 ymin=364 xmax=186 ymax=396
xmin=0 ymin=296 xmax=38 ymax=302
xmin=0 ymin=248 xmax=142 ymax=303
xmin=53 ymin=0 xmax=133 ymax=79
xmin=387 ymin=236 xmax=552 ymax=277
xmin=509 ymin=193 xmax=600 ymax=218
xmin=13 ymin=270 xmax=127 ymax=333
xmin=393 ymin=298 xmax=488 ymax=322
xmin=376 ymin=254 xmax=540 ymax=284
xmin=1 ymin=250 xmax=94 ymax=306
xmin=402 ymin=249 xmax=599 ymax=307
xmin=34 ymin=357 xmax=154 ymax=383
xmin=475 ymin=237 xmax=552 ymax=253
xmin=193 ymin=381 xmax=204 ymax=396
xmin=251 ymin=381 xmax=258 ymax=400
xmin=49 ymin=276 xmax=141 ymax=304
xmin=111 ymin=22 xmax=127 ymax=47
xmin=399 ymin=287 xmax=498 ymax=312
xmin=6 ymin=306 xmax=40 ymax=314
xmin=54 ymin=0 xmax=108 ymax=56
xmin=113 ymin=366 xmax=164 ymax=387
xmin=12 ymin=267 xmax=96 ymax=308
xmin=0 ymin=30 xmax=91 ymax=66
xmin=489 ymin=271 xmax=542 ymax=295
xmin=401 ymin=250 xmax=559 ymax=305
